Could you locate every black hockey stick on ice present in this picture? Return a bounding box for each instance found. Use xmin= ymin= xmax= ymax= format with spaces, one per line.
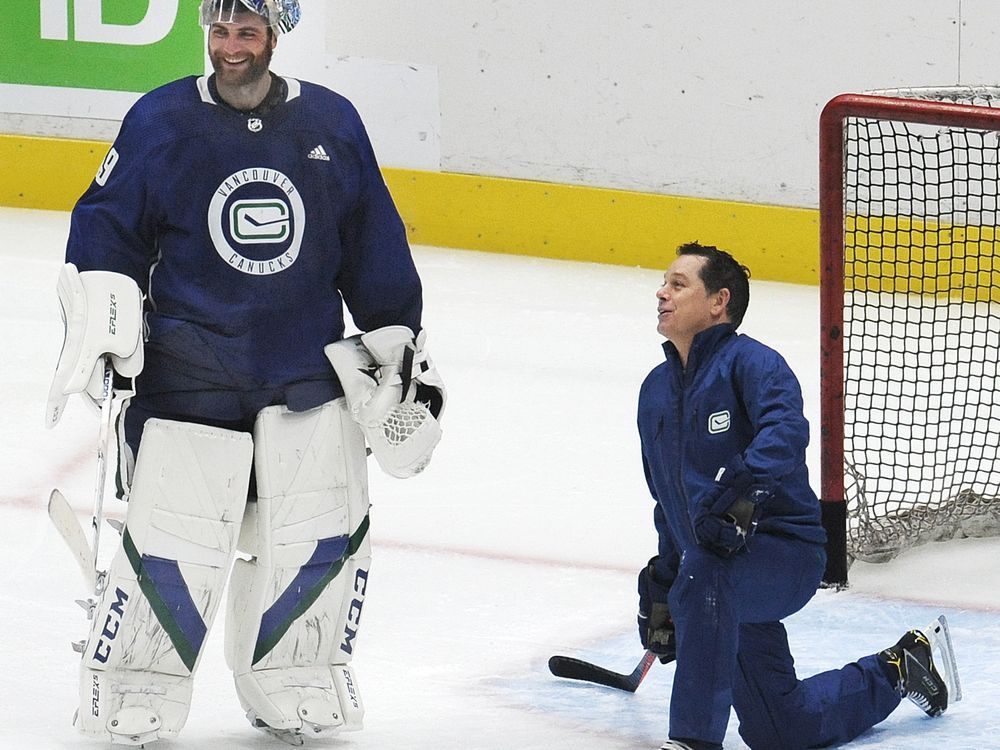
xmin=548 ymin=649 xmax=667 ymax=692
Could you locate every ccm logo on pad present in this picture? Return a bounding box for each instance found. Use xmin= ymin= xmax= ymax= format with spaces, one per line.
xmin=708 ymin=410 xmax=731 ymax=434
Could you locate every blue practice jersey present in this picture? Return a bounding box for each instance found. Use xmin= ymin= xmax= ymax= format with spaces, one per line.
xmin=67 ymin=74 xmax=422 ymax=420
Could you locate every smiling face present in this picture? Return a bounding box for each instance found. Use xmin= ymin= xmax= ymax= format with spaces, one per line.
xmin=207 ymin=12 xmax=275 ymax=90
xmin=655 ymin=253 xmax=730 ymax=361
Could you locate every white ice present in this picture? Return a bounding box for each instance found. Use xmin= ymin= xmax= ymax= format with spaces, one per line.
xmin=2 ymin=206 xmax=998 ymax=749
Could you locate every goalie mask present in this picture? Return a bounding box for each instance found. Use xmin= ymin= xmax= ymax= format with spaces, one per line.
xmin=200 ymin=0 xmax=301 ymax=35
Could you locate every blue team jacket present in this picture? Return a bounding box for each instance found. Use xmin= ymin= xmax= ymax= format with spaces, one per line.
xmin=638 ymin=324 xmax=826 ymax=581
xmin=67 ymin=75 xmax=422 ymax=420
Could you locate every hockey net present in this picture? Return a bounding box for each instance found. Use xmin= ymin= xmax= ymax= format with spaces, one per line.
xmin=820 ymin=88 xmax=1000 ymax=582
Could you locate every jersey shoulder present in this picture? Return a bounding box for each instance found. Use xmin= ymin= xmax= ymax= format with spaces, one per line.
xmin=115 ymin=77 xmax=211 ymax=150
xmin=286 ymin=79 xmax=369 ymax=138
xmin=125 ymin=77 xmax=205 ymax=122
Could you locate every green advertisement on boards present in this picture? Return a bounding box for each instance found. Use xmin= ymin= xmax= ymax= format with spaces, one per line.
xmin=0 ymin=1 xmax=204 ymax=93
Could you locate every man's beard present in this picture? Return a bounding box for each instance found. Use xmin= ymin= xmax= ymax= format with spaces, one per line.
xmin=211 ymin=43 xmax=273 ymax=88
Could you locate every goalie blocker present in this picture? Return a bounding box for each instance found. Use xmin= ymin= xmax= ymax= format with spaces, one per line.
xmin=46 ymin=262 xmax=143 ymax=428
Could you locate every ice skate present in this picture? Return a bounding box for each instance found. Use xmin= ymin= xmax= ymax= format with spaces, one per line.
xmin=659 ymin=741 xmax=696 ymax=750
xmin=249 ymin=713 xmax=305 ymax=747
xmin=880 ymin=614 xmax=961 ymax=717
xmin=248 ymin=699 xmax=345 ymax=748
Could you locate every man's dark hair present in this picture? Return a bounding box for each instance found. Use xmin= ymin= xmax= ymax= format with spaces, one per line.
xmin=676 ymin=242 xmax=751 ymax=328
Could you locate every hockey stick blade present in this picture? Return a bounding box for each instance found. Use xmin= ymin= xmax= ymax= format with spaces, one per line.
xmin=548 ymin=650 xmax=662 ymax=692
xmin=48 ymin=489 xmax=97 ymax=591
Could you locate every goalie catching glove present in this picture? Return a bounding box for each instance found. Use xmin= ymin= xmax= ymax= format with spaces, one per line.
xmin=46 ymin=263 xmax=144 ymax=428
xmin=325 ymin=326 xmax=446 ymax=478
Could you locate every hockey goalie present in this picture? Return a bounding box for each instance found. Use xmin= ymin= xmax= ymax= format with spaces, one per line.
xmin=44 ymin=0 xmax=446 ymax=745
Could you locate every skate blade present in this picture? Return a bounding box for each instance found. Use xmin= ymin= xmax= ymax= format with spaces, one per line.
xmin=924 ymin=614 xmax=962 ymax=704
xmin=255 ymin=722 xmax=339 ymax=746
xmin=258 ymin=725 xmax=305 ymax=746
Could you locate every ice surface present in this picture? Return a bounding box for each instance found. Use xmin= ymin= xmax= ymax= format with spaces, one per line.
xmin=1 ymin=207 xmax=998 ymax=749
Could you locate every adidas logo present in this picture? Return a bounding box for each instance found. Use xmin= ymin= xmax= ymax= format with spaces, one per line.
xmin=308 ymin=144 xmax=330 ymax=161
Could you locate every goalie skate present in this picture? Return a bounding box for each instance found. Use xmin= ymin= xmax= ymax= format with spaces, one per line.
xmin=249 ymin=713 xmax=306 ymax=747
xmin=249 ymin=699 xmax=346 ymax=747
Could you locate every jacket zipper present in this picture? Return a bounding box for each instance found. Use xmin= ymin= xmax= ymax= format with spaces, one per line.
xmin=671 ymin=363 xmax=699 ymax=545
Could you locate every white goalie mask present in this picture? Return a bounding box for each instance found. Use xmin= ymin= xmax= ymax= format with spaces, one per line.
xmin=200 ymin=0 xmax=301 ymax=35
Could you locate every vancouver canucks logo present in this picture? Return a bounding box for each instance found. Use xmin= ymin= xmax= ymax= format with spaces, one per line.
xmin=208 ymin=168 xmax=306 ymax=275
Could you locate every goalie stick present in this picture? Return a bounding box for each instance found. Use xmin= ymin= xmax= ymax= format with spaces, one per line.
xmin=548 ymin=649 xmax=666 ymax=692
xmin=48 ymin=360 xmax=116 ymax=597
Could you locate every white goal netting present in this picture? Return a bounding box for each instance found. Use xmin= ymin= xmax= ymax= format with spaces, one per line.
xmin=842 ymin=86 xmax=1000 ymax=562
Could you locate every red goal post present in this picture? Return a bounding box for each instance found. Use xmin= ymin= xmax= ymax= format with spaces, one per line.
xmin=819 ymin=91 xmax=1000 ymax=587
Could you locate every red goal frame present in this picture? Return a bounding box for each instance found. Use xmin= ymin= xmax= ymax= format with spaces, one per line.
xmin=818 ymin=93 xmax=1000 ymax=586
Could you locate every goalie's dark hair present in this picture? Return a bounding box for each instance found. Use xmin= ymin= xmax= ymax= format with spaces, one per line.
xmin=676 ymin=242 xmax=751 ymax=328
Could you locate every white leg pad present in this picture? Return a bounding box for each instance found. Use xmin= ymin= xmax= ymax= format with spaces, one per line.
xmin=226 ymin=400 xmax=371 ymax=738
xmin=77 ymin=419 xmax=253 ymax=744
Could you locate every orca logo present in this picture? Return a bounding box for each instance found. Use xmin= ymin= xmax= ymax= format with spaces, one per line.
xmin=208 ymin=168 xmax=306 ymax=276
xmin=708 ymin=410 xmax=731 ymax=434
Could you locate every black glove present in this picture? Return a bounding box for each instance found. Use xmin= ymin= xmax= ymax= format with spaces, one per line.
xmin=637 ymin=557 xmax=676 ymax=662
xmin=692 ymin=456 xmax=769 ymax=557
